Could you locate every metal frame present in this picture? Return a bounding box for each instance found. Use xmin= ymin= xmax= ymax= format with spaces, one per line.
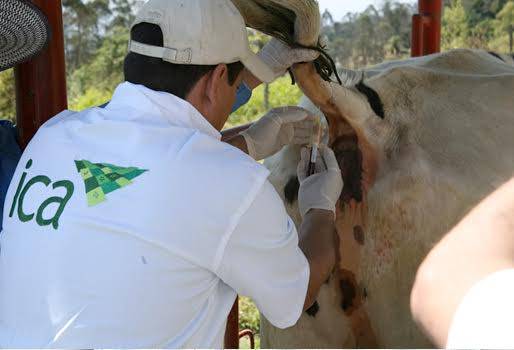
xmin=13 ymin=1 xmax=443 ymax=348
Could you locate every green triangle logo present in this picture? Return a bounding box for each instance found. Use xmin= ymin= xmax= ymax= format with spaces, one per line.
xmin=75 ymin=160 xmax=148 ymax=207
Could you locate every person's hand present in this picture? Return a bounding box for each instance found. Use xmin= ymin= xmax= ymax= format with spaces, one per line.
xmin=241 ymin=107 xmax=315 ymax=161
xmin=258 ymin=38 xmax=320 ymax=81
xmin=297 ymin=147 xmax=343 ymax=218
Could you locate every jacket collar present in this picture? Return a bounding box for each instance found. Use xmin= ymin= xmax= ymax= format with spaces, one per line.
xmin=107 ymin=82 xmax=221 ymax=140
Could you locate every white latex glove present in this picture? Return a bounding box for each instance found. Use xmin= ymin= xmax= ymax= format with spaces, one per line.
xmin=297 ymin=147 xmax=344 ymax=218
xmin=241 ymin=107 xmax=316 ymax=161
xmin=258 ymin=38 xmax=320 ymax=81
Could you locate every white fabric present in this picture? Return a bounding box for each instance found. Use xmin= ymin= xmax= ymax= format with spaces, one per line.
xmin=218 ymin=180 xmax=309 ymax=329
xmin=241 ymin=106 xmax=315 ymax=161
xmin=297 ymin=147 xmax=343 ymax=217
xmin=0 ymin=82 xmax=309 ymax=348
xmin=130 ymin=0 xmax=275 ymax=83
xmin=258 ymin=38 xmax=320 ymax=81
xmin=447 ymin=269 xmax=514 ymax=349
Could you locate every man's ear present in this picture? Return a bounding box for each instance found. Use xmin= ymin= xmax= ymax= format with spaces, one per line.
xmin=205 ymin=64 xmax=228 ymax=103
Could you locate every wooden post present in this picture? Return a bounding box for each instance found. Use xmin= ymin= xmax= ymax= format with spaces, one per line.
xmin=225 ymin=297 xmax=239 ymax=349
xmin=14 ymin=0 xmax=67 ymax=149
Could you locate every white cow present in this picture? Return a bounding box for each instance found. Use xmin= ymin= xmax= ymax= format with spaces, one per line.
xmin=230 ymin=0 xmax=514 ymax=347
xmin=261 ymin=49 xmax=514 ymax=348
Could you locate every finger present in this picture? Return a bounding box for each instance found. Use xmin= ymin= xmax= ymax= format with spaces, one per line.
xmin=294 ymin=126 xmax=316 ymax=138
xmin=294 ymin=119 xmax=316 ymax=129
xmin=321 ymin=127 xmax=330 ymax=146
xmin=291 ymin=137 xmax=312 ymax=146
xmin=315 ymin=158 xmax=326 ymax=173
xmin=315 ymin=147 xmax=328 ymax=172
xmin=280 ymin=107 xmax=312 ymax=123
xmin=297 ymin=147 xmax=310 ymax=180
xmin=321 ymin=147 xmax=340 ymax=171
xmin=293 ymin=128 xmax=313 ymax=140
xmin=293 ymin=48 xmax=320 ymax=63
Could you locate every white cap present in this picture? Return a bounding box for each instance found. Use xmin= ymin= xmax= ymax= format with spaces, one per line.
xmin=129 ymin=0 xmax=275 ymax=83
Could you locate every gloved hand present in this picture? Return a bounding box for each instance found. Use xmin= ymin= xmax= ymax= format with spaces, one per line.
xmin=258 ymin=38 xmax=320 ymax=81
xmin=241 ymin=106 xmax=315 ymax=161
xmin=297 ymin=146 xmax=344 ymax=218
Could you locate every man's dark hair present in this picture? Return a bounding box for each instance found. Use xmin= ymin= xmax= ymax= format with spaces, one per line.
xmin=124 ymin=23 xmax=244 ymax=99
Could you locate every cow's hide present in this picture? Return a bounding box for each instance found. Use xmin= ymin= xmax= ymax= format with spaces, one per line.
xmin=262 ymin=49 xmax=514 ymax=348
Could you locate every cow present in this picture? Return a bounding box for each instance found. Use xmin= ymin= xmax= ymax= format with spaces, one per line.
xmin=259 ymin=48 xmax=514 ymax=348
xmin=231 ymin=0 xmax=514 ymax=347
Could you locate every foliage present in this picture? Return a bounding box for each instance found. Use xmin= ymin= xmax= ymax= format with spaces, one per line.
xmin=321 ymin=1 xmax=415 ymax=68
xmin=441 ymin=0 xmax=513 ymax=50
xmin=227 ymin=76 xmax=302 ymax=128
xmin=68 ymin=25 xmax=129 ymax=109
xmin=71 ymin=88 xmax=112 ymax=111
xmin=442 ymin=0 xmax=470 ymax=49
xmin=0 ymin=70 xmax=15 ymax=122
xmin=62 ymin=0 xmax=111 ymax=72
xmin=496 ymin=0 xmax=514 ymax=52
xmin=239 ymin=297 xmax=260 ymax=334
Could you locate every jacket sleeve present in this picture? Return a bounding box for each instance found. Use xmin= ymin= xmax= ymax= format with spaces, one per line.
xmin=215 ymin=180 xmax=309 ymax=329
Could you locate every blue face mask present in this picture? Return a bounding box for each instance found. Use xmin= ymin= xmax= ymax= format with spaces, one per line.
xmin=231 ymin=82 xmax=252 ymax=113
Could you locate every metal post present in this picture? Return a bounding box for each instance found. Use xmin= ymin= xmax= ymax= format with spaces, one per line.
xmin=411 ymin=0 xmax=443 ymax=57
xmin=411 ymin=14 xmax=424 ymax=57
xmin=14 ymin=0 xmax=67 ymax=149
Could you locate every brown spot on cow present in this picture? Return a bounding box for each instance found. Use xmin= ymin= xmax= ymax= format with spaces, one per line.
xmin=331 ymin=135 xmax=363 ymax=204
xmin=306 ymin=301 xmax=320 ymax=317
xmin=339 ymin=269 xmax=362 ymax=315
xmin=353 ymin=225 xmax=365 ymax=245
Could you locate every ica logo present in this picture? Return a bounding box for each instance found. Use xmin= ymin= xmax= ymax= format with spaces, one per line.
xmin=9 ymin=159 xmax=74 ymax=230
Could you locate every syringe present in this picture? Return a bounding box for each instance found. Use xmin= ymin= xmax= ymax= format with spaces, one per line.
xmin=307 ymin=116 xmax=322 ymax=176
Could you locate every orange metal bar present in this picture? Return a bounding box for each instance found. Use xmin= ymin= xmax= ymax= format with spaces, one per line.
xmin=225 ymin=297 xmax=239 ymax=349
xmin=411 ymin=14 xmax=424 ymax=57
xmin=411 ymin=0 xmax=443 ymax=57
xmin=239 ymin=330 xmax=255 ymax=349
xmin=419 ymin=0 xmax=442 ymax=55
xmin=14 ymin=0 xmax=67 ymax=149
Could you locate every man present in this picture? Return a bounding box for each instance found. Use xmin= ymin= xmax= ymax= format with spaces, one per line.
xmin=0 ymin=0 xmax=51 ymax=231
xmin=0 ymin=0 xmax=343 ymax=348
xmin=411 ymin=177 xmax=514 ymax=348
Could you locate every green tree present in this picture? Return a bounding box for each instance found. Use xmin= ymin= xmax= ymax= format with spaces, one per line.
xmin=497 ymin=1 xmax=514 ymax=53
xmin=442 ymin=0 xmax=470 ymax=50
xmin=62 ymin=0 xmax=111 ymax=72
xmin=68 ymin=25 xmax=129 ymax=109
xmin=108 ymin=0 xmax=136 ymax=30
xmin=321 ymin=2 xmax=415 ymax=69
xmin=464 ymin=0 xmax=508 ymax=25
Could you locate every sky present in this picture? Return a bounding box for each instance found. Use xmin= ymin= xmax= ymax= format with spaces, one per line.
xmin=317 ymin=0 xmax=417 ymax=21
